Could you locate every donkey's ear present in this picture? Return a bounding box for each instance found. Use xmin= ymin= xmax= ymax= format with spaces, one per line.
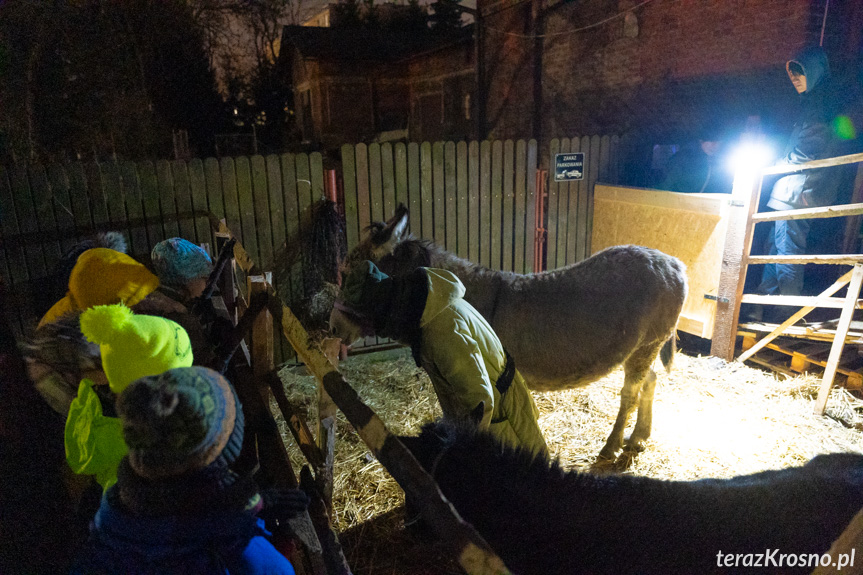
xmin=469 ymin=402 xmax=485 ymax=426
xmin=390 ymin=204 xmax=409 ymax=242
xmin=373 ymin=205 xmax=409 ymax=253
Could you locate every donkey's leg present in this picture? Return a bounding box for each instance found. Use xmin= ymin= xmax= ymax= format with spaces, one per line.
xmin=597 ymin=346 xmax=656 ymax=461
xmin=625 ymin=368 xmax=657 ymax=453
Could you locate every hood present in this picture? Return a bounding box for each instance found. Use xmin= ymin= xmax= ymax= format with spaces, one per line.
xmin=92 ymin=490 xmax=259 ymax=565
xmin=788 ymin=46 xmax=830 ymax=93
xmin=419 ymin=269 xmax=466 ymax=327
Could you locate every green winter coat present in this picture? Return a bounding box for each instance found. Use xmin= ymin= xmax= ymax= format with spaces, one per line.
xmin=417 ymin=269 xmax=548 ymax=458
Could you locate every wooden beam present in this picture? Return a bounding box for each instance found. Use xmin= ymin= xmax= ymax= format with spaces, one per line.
xmin=248 ymin=274 xmax=274 ymax=378
xmin=842 ymin=164 xmax=863 ymax=254
xmin=751 ymin=203 xmax=863 ymax=222
xmin=740 ymin=293 xmax=863 ymax=309
xmin=748 ymin=254 xmax=863 ymax=265
xmin=815 ymin=264 xmax=863 ymax=414
xmin=761 ymin=152 xmax=863 ymax=175
xmin=317 ymin=337 xmax=341 ymax=513
xmin=736 ymin=270 xmax=854 ymax=363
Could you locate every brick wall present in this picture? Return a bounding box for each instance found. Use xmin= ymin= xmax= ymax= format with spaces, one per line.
xmin=481 ymin=0 xmax=828 ymax=141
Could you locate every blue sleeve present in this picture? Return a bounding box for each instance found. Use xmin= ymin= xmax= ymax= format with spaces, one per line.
xmin=238 ymin=533 xmax=295 ymax=575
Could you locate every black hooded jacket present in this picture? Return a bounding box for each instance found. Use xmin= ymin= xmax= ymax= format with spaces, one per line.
xmin=767 ymin=46 xmax=840 ymax=210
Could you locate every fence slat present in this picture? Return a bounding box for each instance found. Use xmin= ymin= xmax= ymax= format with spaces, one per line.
xmin=157 ymin=160 xmax=179 ymax=239
xmin=354 ymin=145 xmax=371 ymax=236
xmin=546 ymin=139 xmax=560 ymax=269
xmin=479 ymin=140 xmax=491 ymax=268
xmin=444 ymin=141 xmax=457 ymax=253
xmin=267 ymin=154 xmax=290 ymax=365
xmin=47 ymin=164 xmax=77 ymax=253
xmin=120 ymin=161 xmax=148 ymax=258
xmin=567 ymin=137 xmax=582 ymax=264
xmin=514 ymin=140 xmax=526 ymax=273
xmin=310 ymin=152 xmax=324 ymax=203
xmin=189 ymin=159 xmax=213 ymax=252
xmin=468 ymin=141 xmax=480 ymax=264
xmin=554 ymin=138 xmax=571 ymax=270
xmin=420 ymin=142 xmax=433 ymax=239
xmin=12 ymin=165 xmax=46 ymax=279
xmin=456 ymin=141 xmax=469 ymax=260
xmin=85 ymin=161 xmax=110 ymax=232
xmin=588 ymin=134 xmax=601 ymax=256
xmin=0 ymin=165 xmax=27 ymax=284
xmin=29 ymin=164 xmax=61 ymax=270
xmin=525 ymin=139 xmax=538 ymax=273
xmin=575 ymin=136 xmax=591 ymax=262
xmin=407 ymin=143 xmax=421 ymax=236
xmin=236 ymin=156 xmax=260 ymax=268
xmin=368 ymin=143 xmax=384 ymax=224
xmin=394 ymin=143 xmax=408 ymax=209
xmin=282 ymin=153 xmax=302 ymax=306
xmin=173 ymin=160 xmax=197 ymax=244
xmin=221 ymin=157 xmax=243 ymax=247
xmin=381 ymin=142 xmax=396 ymax=218
xmin=491 ymin=140 xmax=503 ymax=270
xmin=68 ymin=163 xmax=93 ymax=242
xmin=341 ymin=146 xmax=359 ymax=249
xmin=205 ymin=158 xmax=225 ymax=222
xmin=102 ymin=162 xmax=129 ymax=252
xmin=250 ymin=156 xmax=273 ymax=270
xmin=433 ymin=142 xmax=446 ymax=245
xmin=139 ymin=161 xmax=162 ymax=250
xmin=502 ymin=140 xmax=515 ymax=271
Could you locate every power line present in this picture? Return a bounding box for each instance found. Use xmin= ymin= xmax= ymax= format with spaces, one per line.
xmin=483 ymin=0 xmax=657 ymax=39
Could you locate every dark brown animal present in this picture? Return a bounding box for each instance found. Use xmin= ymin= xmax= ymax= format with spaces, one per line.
xmin=331 ymin=205 xmax=688 ymax=462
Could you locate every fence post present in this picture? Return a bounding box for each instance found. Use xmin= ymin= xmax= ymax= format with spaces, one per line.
xmin=534 ymin=169 xmax=547 ymax=273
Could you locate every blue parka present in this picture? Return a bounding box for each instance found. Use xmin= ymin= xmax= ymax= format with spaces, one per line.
xmin=70 ymin=489 xmax=295 ymax=575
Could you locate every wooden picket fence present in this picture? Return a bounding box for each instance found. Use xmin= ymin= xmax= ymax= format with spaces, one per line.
xmin=0 ymin=136 xmax=621 ymax=356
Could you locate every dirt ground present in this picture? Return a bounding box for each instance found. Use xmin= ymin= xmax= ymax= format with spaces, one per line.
xmin=276 ymin=346 xmax=863 ymax=575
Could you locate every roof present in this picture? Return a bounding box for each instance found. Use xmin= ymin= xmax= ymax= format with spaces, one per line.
xmin=281 ymin=25 xmax=473 ymax=63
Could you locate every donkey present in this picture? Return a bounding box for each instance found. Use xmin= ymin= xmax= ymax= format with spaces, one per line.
xmin=398 ymin=413 xmax=863 ymax=575
xmin=331 ymin=205 xmax=688 ymax=462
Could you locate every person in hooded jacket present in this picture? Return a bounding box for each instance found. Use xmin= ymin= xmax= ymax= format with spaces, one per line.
xmin=332 ymin=261 xmax=548 ymax=458
xmin=754 ymin=46 xmax=841 ymax=309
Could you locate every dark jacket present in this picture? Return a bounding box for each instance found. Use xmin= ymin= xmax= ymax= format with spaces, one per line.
xmin=70 ymin=488 xmax=295 ymax=575
xmin=661 ymin=143 xmax=731 ymax=194
xmin=768 ymin=47 xmax=840 ymax=210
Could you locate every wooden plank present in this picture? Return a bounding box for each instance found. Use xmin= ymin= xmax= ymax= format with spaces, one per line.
xmin=310 ymin=152 xmax=325 ymax=204
xmin=188 ymin=159 xmax=213 ymax=252
xmin=251 ymin=155 xmax=274 ymax=270
xmin=815 ymin=264 xmax=863 ymax=414
xmin=524 ymin=139 xmax=538 ymax=274
xmin=139 ymin=161 xmax=162 ymax=250
xmin=12 ymin=165 xmax=47 ymax=279
xmin=444 ymin=141 xmax=457 ymax=253
xmin=68 ymin=162 xmax=93 ymax=243
xmin=381 ymin=142 xmax=396 ymax=218
xmin=599 ymin=135 xmax=611 ymax=183
xmin=761 ymin=151 xmax=863 ymax=175
xmin=394 ymin=142 xmax=408 ymax=210
xmin=554 ymin=138 xmax=571 ymax=270
xmin=433 ymin=141 xmax=446 ymax=245
xmin=468 ymin=141 xmax=480 ymax=264
xmin=85 ymin=161 xmax=110 ymax=232
xmin=546 ymin=138 xmax=561 ymax=270
xmin=749 ymin=254 xmax=863 ymax=265
xmin=456 ymin=141 xmax=469 ymax=260
xmin=29 ymin=164 xmax=62 ymax=271
xmin=587 ymin=134 xmax=601 ymax=257
xmin=502 ymin=140 xmax=515 ymax=271
xmin=341 ymin=146 xmax=359 ymax=249
xmin=368 ymin=143 xmax=384 ymax=224
xmin=0 ymin=165 xmax=27 ymax=284
xmin=490 ymin=140 xmax=503 ymax=270
xmin=609 ymin=135 xmax=621 ymax=184
xmin=204 ymin=158 xmax=225 ymax=221
xmin=753 ymin=203 xmax=863 ymax=222
xmin=157 ymin=160 xmax=179 ymax=239
xmin=740 ymin=294 xmax=863 ymax=309
xmin=172 ymin=160 xmax=197 ymax=242
xmin=102 ymin=161 xmax=128 ymax=246
xmin=407 ymin=142 xmax=421 ymax=235
xmin=221 ymin=158 xmax=243 ymax=245
xmin=514 ymin=140 xmax=527 ymax=273
xmin=266 ymin=155 xmax=289 ymax=366
xmin=296 ymin=153 xmax=314 ymax=221
xmin=355 ymin=144 xmax=371 ymax=236
xmin=235 ymin=156 xmax=260 ymax=267
xmin=420 ymin=142 xmax=434 ymax=239
xmin=47 ymin=164 xmax=77 ymax=253
xmin=282 ymin=153 xmax=302 ymax=306
xmin=119 ymin=162 xmax=147 ymax=258
xmin=567 ymin=137 xmax=583 ymax=263
xmin=479 ymin=140 xmax=491 ymax=268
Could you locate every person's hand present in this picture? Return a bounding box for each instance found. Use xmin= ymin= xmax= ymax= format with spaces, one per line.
xmin=259 ymin=487 xmax=310 ymax=527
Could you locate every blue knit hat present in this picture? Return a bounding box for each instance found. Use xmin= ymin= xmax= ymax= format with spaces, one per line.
xmin=150 ymin=238 xmax=212 ymax=289
xmin=117 ymin=366 xmax=244 ymax=479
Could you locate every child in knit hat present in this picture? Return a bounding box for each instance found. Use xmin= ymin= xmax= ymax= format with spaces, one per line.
xmin=64 ymin=303 xmax=194 ymax=490
xmin=70 ymin=367 xmax=297 ymax=575
xmin=150 ymin=237 xmax=213 ymax=302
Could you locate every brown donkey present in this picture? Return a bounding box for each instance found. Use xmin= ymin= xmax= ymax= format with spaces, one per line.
xmin=331 ymin=205 xmax=688 ymax=463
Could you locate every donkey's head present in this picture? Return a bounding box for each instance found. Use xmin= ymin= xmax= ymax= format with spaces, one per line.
xmin=342 ymin=204 xmax=411 ymax=276
xmin=397 ymin=403 xmax=486 ymax=473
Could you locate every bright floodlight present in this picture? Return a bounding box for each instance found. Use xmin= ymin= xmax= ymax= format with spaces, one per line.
xmin=728 ymin=141 xmax=774 ymax=175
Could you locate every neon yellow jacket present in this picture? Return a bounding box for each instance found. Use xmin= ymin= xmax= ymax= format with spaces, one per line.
xmin=417 ymin=269 xmax=548 ymax=458
xmin=64 ymin=379 xmax=127 ymax=490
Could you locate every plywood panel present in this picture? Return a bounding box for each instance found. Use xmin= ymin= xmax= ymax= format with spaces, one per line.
xmin=591 ymin=185 xmax=730 ymax=338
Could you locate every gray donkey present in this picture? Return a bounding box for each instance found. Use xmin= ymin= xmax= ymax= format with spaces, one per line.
xmin=332 ymin=205 xmax=688 ymax=463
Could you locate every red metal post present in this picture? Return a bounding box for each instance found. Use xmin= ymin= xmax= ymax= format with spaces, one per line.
xmin=325 ymin=169 xmax=338 ymax=203
xmin=534 ymin=169 xmax=548 ymax=273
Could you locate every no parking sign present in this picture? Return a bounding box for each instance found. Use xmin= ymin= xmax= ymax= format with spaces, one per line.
xmin=554 ymin=153 xmax=585 ymax=182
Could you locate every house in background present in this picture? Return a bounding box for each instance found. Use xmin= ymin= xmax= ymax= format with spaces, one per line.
xmin=280 ymin=22 xmax=476 ymax=150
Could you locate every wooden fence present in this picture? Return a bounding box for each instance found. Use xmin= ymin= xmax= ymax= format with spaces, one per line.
xmin=1 ymin=136 xmax=621 ymax=355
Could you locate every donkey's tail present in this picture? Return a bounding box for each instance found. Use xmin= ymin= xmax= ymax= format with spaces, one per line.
xmin=659 ymin=332 xmax=677 ymax=372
